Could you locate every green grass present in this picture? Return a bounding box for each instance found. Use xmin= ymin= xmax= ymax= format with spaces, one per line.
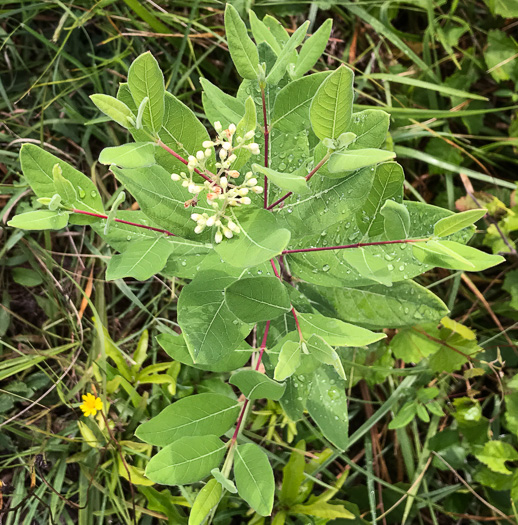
xmin=1 ymin=1 xmax=518 ymax=523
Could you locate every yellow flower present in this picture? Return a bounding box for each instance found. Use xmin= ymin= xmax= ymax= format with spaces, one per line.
xmin=80 ymin=393 xmax=103 ymax=417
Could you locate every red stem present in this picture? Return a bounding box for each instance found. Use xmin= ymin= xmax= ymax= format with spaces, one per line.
xmin=282 ymin=238 xmax=426 ymax=254
xmin=261 ymin=87 xmax=269 ymax=208
xmin=157 ymin=140 xmax=216 ymax=185
xmin=266 ymin=154 xmax=329 ymax=211
xmin=71 ymin=209 xmax=176 ymax=236
xmin=231 ymin=321 xmax=270 ymax=444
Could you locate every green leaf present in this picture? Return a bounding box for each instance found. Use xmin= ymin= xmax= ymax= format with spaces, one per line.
xmin=485 ymin=0 xmax=518 ymax=17
xmin=230 ymin=370 xmax=285 ymax=400
xmin=157 ymin=92 xmax=213 ymax=175
xmin=412 ymin=240 xmax=505 ymax=271
xmin=307 ymin=366 xmax=348 ymax=449
xmin=380 ymin=200 xmax=410 ymax=240
xmin=292 ymin=19 xmax=332 ymax=79
xmin=8 ymin=210 xmax=69 ymax=231
xmin=271 ymin=72 xmax=330 ymax=133
xmin=127 ymin=52 xmax=165 ymax=133
xmin=348 ymin=109 xmax=390 ymax=149
xmin=234 ymin=443 xmax=275 ymax=517
xmin=484 ymin=30 xmax=518 ymax=83
xmin=20 ymin=144 xmax=104 ymax=224
xmin=111 ymin=164 xmax=212 ymax=240
xmin=290 ymin=502 xmax=355 ymax=520
xmin=298 ymin=312 xmax=385 ymax=347
xmin=280 ymin=440 xmax=306 ymax=505
xmin=200 ymin=78 xmax=245 ymax=130
xmin=327 ymin=148 xmax=396 ymax=174
xmin=388 ymin=402 xmax=417 ymax=430
xmin=340 ymin=247 xmax=392 ymax=286
xmin=189 ymin=479 xmax=222 ymax=525
xmin=274 ymin=340 xmax=301 ymax=381
xmin=211 ymin=468 xmax=238 ymax=493
xmin=225 ymin=276 xmax=291 ymax=323
xmin=328 ymin=280 xmax=449 ymax=329
xmin=433 ymin=209 xmax=487 ymax=238
xmin=249 ymin=10 xmax=281 ymax=54
xmin=178 ymin=270 xmax=252 ymax=364
xmin=145 ymin=435 xmax=226 ymax=485
xmin=252 ymin=164 xmax=309 ymax=194
xmin=157 ymin=332 xmax=252 ymax=372
xmin=214 ymin=208 xmax=291 ymax=268
xmin=52 ymin=163 xmax=77 ymax=204
xmin=310 ymin=65 xmax=354 ymax=140
xmin=263 ymin=14 xmax=290 ymax=46
xmin=224 ymin=4 xmax=260 ymax=80
xmin=105 ymin=237 xmax=173 ymax=281
xmin=475 ymin=441 xmax=518 ymax=475
xmin=135 ymin=393 xmax=240 ymax=446
xmin=267 ymin=21 xmax=309 ymax=85
xmin=306 ymin=335 xmax=345 ymax=380
xmin=89 ymin=94 xmax=135 ymax=129
xmin=99 ymin=142 xmax=156 ymax=168
xmin=11 ymin=268 xmax=43 ymax=287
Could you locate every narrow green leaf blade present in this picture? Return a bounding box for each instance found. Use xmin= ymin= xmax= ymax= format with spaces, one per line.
xmin=249 ymin=10 xmax=281 ymax=54
xmin=293 ymin=19 xmax=332 ymax=78
xmin=99 ymin=142 xmax=156 ymax=168
xmin=234 ymin=443 xmax=275 ymax=516
xmin=433 ymin=209 xmax=487 ymax=238
xmin=135 ymin=393 xmax=240 ymax=445
xmin=225 ymin=4 xmax=260 ymax=80
xmin=8 ymin=210 xmax=69 ymax=231
xmin=274 ymin=340 xmax=301 ymax=381
xmin=189 ymin=479 xmax=222 ymax=525
xmin=90 ymin=94 xmax=135 ymax=129
xmin=349 ymin=109 xmax=390 ymax=149
xmin=145 ymin=435 xmax=226 ymax=485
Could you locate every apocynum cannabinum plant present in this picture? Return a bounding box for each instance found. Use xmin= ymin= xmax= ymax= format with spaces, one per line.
xmin=7 ymin=4 xmax=505 ymax=522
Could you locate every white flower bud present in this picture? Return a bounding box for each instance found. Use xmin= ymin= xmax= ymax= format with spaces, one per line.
xmin=220 ymin=177 xmax=228 ymax=188
xmin=247 ymin=178 xmax=258 ymax=186
xmin=228 ymin=154 xmax=237 ymax=163
xmin=242 ymin=197 xmax=252 ymax=205
xmin=244 ymin=130 xmax=255 ymax=140
xmin=206 ymin=216 xmax=215 ymax=227
xmin=194 ymin=224 xmax=205 ymax=234
xmin=171 ymin=173 xmax=181 ymax=181
xmin=214 ymin=121 xmax=222 ymax=132
xmin=228 ymin=123 xmax=236 ymax=134
xmin=188 ymin=183 xmax=197 ymax=194
xmin=238 ymin=188 xmax=249 ymax=196
xmin=215 ymin=219 xmax=222 ymax=226
xmin=205 ymin=148 xmax=212 ymax=158
xmin=227 ymin=220 xmax=240 ymax=233
xmin=222 ymin=142 xmax=231 ymax=151
xmin=215 ymin=231 xmax=223 ymax=244
xmin=202 ymin=140 xmax=214 ymax=148
xmin=188 ymin=155 xmax=196 ymax=163
xmin=191 ymin=213 xmax=201 ymax=221
xmin=251 ymin=186 xmax=264 ymax=194
xmin=219 ymin=149 xmax=227 ymax=160
xmin=223 ymin=226 xmax=233 ymax=239
xmin=182 ymin=180 xmax=189 ymax=187
xmin=228 ymin=170 xmax=240 ymax=179
xmin=196 ymin=150 xmax=205 ymax=161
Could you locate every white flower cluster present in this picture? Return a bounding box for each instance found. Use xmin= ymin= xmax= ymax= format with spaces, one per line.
xmin=170 ymin=121 xmax=263 ymax=243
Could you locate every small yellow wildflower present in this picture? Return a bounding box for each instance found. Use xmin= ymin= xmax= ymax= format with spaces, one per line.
xmin=80 ymin=393 xmax=103 ymax=417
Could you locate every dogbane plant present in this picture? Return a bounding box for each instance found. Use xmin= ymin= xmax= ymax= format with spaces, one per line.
xmin=8 ymin=5 xmax=505 ymax=521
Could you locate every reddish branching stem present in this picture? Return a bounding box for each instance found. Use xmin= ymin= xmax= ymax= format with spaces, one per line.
xmin=282 ymin=238 xmax=426 ymax=255
xmin=230 ymin=321 xmax=271 ymax=444
xmin=267 ymin=154 xmax=329 ymax=211
xmin=71 ymin=209 xmax=176 ymax=236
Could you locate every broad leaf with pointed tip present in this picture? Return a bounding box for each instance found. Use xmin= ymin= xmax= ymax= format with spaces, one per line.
xmin=306 ymin=335 xmax=345 ymax=379
xmin=201 ymin=78 xmax=245 ymax=130
xmin=225 ymin=276 xmax=291 ymax=322
xmin=135 ymin=393 xmax=240 ymax=446
xmin=433 ymin=209 xmax=487 ymax=238
xmin=310 ymin=65 xmax=354 ymax=140
xmin=292 ymin=19 xmax=333 ymax=79
xmin=189 ymin=479 xmax=222 ymax=525
xmin=348 ymin=109 xmax=390 ymax=149
xmin=253 ymin=164 xmax=309 ymax=194
xmin=145 ymin=435 xmax=226 ymax=485
xmin=327 ymin=149 xmax=396 ymax=174
xmin=8 ymin=210 xmax=69 ymax=231
xmin=234 ymin=443 xmax=275 ymax=516
xmin=127 ymin=52 xmax=165 ymax=133
xmin=90 ymin=94 xmax=135 ymax=129
xmin=230 ymin=370 xmax=285 ymax=400
xmin=380 ymin=200 xmax=410 ymax=240
xmin=105 ymin=237 xmax=172 ymax=281
xmin=215 ymin=208 xmax=291 ymax=268
xmin=274 ymin=340 xmax=301 ymax=381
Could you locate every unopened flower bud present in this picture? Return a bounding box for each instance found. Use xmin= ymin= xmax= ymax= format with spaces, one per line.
xmin=228 ymin=123 xmax=236 ymax=134
xmin=247 ymin=178 xmax=258 ymax=186
xmin=205 ymin=148 xmax=212 ymax=157
xmin=228 ymin=220 xmax=240 ymax=233
xmin=244 ymin=130 xmax=255 ymax=140
xmin=242 ymin=197 xmax=252 ymax=205
xmin=222 ymin=142 xmax=231 ymax=151
xmin=194 ymin=224 xmax=205 ymax=234
xmin=202 ymin=140 xmax=214 ymax=148
xmin=219 ymin=149 xmax=227 ymax=160
xmin=215 ymin=231 xmax=223 ymax=244
xmin=251 ymin=186 xmax=264 ymax=194
xmin=223 ymin=226 xmax=233 ymax=239
xmin=214 ymin=121 xmax=222 ymax=132
xmin=206 ymin=216 xmax=216 ymax=227
xmin=182 ymin=180 xmax=189 ymax=187
xmin=171 ymin=173 xmax=181 ymax=181
xmin=196 ymin=150 xmax=205 ymax=161
xmin=238 ymin=188 xmax=249 ymax=196
xmin=228 ymin=154 xmax=237 ymax=163
xmin=191 ymin=213 xmax=201 ymax=221
xmin=228 ymin=170 xmax=240 ymax=179
xmin=220 ymin=177 xmax=228 ymax=188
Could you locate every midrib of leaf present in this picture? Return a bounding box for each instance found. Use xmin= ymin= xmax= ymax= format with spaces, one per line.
xmin=142 ymin=60 xmax=161 ymax=131
xmin=150 ymin=403 xmax=239 ymax=435
xmin=152 ymin=444 xmax=226 ymax=473
xmin=125 ymin=238 xmax=162 ymax=274
xmin=236 ymin=448 xmax=269 ymax=509
xmin=362 ymin=173 xmax=392 ymax=240
xmin=247 ymin=379 xmax=274 ymax=399
xmin=230 ymin=291 xmax=286 ymax=310
xmin=228 ymin=16 xmax=258 ymax=77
